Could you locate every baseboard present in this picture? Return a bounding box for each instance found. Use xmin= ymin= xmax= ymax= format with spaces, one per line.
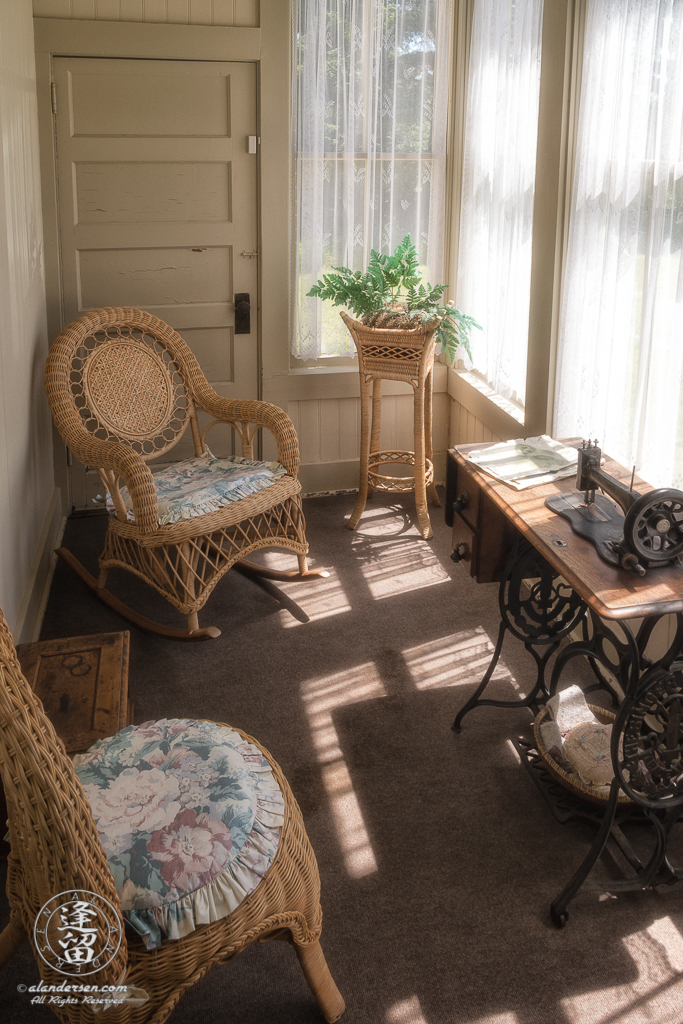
xmin=14 ymin=487 xmax=65 ymax=644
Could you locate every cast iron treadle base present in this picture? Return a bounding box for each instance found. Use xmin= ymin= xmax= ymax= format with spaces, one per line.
xmin=511 ymin=736 xmax=645 ymax=827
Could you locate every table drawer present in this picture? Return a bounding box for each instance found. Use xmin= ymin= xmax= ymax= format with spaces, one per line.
xmin=447 ymin=458 xmax=481 ymax=532
xmin=451 ymin=513 xmax=478 ymax=577
xmin=452 ymin=469 xmax=481 ymax=532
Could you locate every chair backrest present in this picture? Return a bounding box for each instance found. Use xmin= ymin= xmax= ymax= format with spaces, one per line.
xmin=45 ymin=307 xmax=207 ymax=463
xmin=0 ymin=609 xmax=127 ymax=982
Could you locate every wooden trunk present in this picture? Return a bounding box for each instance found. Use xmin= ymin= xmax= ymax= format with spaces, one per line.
xmin=0 ymin=631 xmax=131 ymax=860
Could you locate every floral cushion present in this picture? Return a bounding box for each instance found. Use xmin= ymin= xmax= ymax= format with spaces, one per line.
xmin=74 ymin=719 xmax=285 ymax=950
xmin=103 ymin=452 xmax=287 ymax=525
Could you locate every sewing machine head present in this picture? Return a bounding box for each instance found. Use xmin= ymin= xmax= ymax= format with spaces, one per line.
xmin=546 ymin=439 xmax=683 ymax=576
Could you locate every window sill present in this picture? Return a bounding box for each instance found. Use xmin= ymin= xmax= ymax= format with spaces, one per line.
xmin=447 ymin=367 xmax=525 ymax=440
xmin=288 ymin=364 xmax=358 ymax=376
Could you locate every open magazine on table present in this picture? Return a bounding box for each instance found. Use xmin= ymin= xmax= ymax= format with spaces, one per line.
xmin=465 ymin=435 xmax=579 ymax=490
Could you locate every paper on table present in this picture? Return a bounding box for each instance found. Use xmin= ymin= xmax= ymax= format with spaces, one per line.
xmin=465 ymin=435 xmax=579 ymax=490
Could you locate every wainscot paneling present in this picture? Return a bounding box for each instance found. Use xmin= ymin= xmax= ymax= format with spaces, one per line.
xmin=447 ymin=396 xmax=501 ymax=448
xmin=286 ymin=389 xmax=449 ymax=496
xmin=0 ymin=0 xmax=61 ymax=640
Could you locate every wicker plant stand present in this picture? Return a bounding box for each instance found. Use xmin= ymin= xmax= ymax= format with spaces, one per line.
xmin=341 ymin=312 xmax=441 ymax=540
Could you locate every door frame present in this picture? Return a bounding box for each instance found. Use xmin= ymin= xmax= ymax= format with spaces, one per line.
xmin=34 ymin=5 xmax=291 ymax=514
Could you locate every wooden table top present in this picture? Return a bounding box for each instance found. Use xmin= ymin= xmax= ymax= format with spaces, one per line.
xmin=450 ymin=441 xmax=683 ymax=621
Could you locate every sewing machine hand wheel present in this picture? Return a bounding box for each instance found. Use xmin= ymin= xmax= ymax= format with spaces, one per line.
xmin=623 ymin=489 xmax=683 ymax=565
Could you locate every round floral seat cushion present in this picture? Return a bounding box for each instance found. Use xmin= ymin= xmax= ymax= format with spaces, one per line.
xmin=74 ymin=718 xmax=285 ymax=950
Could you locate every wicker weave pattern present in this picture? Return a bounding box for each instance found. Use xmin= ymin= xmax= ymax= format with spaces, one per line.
xmin=68 ymin=325 xmax=190 ymax=459
xmin=368 ymin=451 xmax=435 ymax=493
xmin=0 ymin=611 xmax=128 ymax=991
xmin=103 ymin=493 xmax=307 ymax=615
xmin=45 ymin=308 xmax=312 ymax=635
xmin=534 ymin=705 xmax=632 ymax=808
xmin=343 ymin=314 xmax=436 ymax=387
xmin=0 ymin=608 xmax=345 ymax=1023
xmin=83 ymin=341 xmax=175 ymax=439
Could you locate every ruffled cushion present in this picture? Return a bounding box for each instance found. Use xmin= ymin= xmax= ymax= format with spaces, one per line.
xmin=74 ymin=718 xmax=284 ymax=950
xmin=104 ymin=452 xmax=287 ymax=525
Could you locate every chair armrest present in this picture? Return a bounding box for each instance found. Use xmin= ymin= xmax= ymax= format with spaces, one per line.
xmin=70 ymin=436 xmax=158 ymax=534
xmin=192 ymin=385 xmax=300 ymax=477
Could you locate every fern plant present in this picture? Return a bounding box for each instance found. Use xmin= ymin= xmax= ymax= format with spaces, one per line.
xmin=306 ymin=235 xmax=481 ymax=362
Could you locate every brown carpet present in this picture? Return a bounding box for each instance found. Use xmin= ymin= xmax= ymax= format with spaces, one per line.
xmin=3 ymin=491 xmax=683 ymax=1024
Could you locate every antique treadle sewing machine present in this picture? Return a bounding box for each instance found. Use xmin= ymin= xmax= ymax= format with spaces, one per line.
xmin=545 ymin=439 xmax=683 ymax=577
xmin=446 ymin=437 xmax=683 ymax=927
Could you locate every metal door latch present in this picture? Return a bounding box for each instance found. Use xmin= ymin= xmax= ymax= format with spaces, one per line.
xmin=234 ymin=293 xmax=250 ymax=334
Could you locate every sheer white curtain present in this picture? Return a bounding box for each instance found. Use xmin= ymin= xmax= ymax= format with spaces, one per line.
xmin=555 ymin=0 xmax=683 ymax=489
xmin=456 ymin=0 xmax=544 ymax=405
xmin=292 ymin=0 xmax=451 ymax=360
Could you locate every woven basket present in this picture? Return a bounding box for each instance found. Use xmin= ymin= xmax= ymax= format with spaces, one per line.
xmin=533 ymin=704 xmax=632 ymax=807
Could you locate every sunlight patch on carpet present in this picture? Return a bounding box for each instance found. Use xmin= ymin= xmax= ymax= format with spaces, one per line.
xmin=467 ymin=1015 xmax=520 ymax=1024
xmin=302 ymin=663 xmax=386 ymax=878
xmin=346 ymin=504 xmax=426 ymax=537
xmin=560 ymin=915 xmax=683 ymax=1023
xmin=402 ymin=627 xmax=516 ymax=691
xmin=248 ymin=551 xmax=352 ymax=627
xmin=386 ymin=996 xmax=429 ymax=1023
xmin=353 ymin=535 xmax=451 ymax=600
xmin=386 ymin=1001 xmax=520 ymax=1024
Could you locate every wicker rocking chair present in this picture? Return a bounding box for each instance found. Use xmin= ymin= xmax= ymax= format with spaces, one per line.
xmin=0 ymin=608 xmax=345 ymax=1023
xmin=45 ymin=307 xmax=326 ymax=640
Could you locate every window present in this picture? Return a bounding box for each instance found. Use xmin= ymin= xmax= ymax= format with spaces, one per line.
xmin=554 ymin=0 xmax=683 ymax=489
xmin=292 ymin=0 xmax=452 ymax=361
xmin=455 ymin=0 xmax=544 ymax=410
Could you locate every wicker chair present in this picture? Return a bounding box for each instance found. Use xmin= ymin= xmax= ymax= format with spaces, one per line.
xmin=45 ymin=307 xmax=326 ymax=640
xmin=0 ymin=608 xmax=345 ymax=1023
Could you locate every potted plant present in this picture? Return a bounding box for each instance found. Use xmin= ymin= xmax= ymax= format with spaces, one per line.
xmin=306 ymin=234 xmax=480 ymax=362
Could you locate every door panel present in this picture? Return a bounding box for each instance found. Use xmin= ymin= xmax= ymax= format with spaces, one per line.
xmin=77 ymin=247 xmax=233 ymax=308
xmin=52 ymin=57 xmax=258 ymax=508
xmin=67 ymin=69 xmax=232 ymax=137
xmin=74 ymin=162 xmax=232 ymax=223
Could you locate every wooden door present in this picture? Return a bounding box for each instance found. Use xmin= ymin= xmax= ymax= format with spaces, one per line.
xmin=52 ymin=57 xmax=258 ymax=508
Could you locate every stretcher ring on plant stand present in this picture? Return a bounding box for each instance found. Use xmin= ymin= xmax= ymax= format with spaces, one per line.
xmin=368 ymin=450 xmax=435 ymax=494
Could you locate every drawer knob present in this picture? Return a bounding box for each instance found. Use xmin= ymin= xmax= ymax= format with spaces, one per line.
xmin=451 ymin=542 xmax=468 ymax=563
xmin=452 ymin=491 xmax=469 ymax=513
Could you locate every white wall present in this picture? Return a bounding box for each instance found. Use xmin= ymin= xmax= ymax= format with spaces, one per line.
xmin=0 ymin=0 xmax=59 ymax=640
